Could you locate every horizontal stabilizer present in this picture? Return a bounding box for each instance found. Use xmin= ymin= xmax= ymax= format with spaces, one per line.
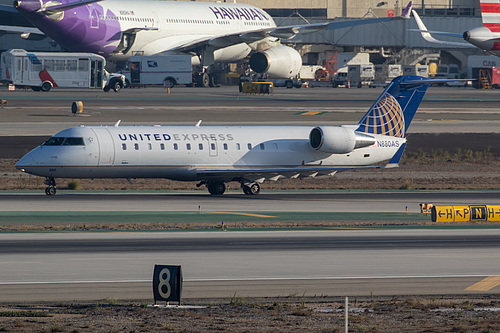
xmin=37 ymin=0 xmax=102 ymax=14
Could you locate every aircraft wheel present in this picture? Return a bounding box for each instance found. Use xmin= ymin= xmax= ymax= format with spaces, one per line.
xmin=207 ymin=181 xmax=225 ymax=195
xmin=243 ymin=183 xmax=260 ymax=195
xmin=45 ymin=186 xmax=56 ymax=196
xmin=249 ymin=183 xmax=260 ymax=195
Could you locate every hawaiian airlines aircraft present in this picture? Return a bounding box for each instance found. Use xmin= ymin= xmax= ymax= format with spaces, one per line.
xmin=17 ymin=75 xmax=439 ymax=196
xmin=412 ymin=1 xmax=500 ymax=55
xmin=8 ymin=0 xmax=412 ymax=85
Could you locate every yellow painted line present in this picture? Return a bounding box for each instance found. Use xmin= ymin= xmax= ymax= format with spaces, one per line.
xmin=300 ymin=111 xmax=323 ymax=116
xmin=204 ymin=211 xmax=276 ymax=218
xmin=465 ymin=276 xmax=500 ymax=291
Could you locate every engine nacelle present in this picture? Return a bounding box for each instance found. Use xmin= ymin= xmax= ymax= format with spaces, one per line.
xmin=309 ymin=127 xmax=376 ymax=154
xmin=249 ymin=45 xmax=302 ymax=78
xmin=463 ymin=26 xmax=495 ymax=51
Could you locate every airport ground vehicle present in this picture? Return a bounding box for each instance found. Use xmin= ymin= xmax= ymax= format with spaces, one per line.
xmin=347 ymin=64 xmax=375 ymax=88
xmin=121 ymin=55 xmax=192 ymax=88
xmin=0 ymin=49 xmax=124 ymax=92
xmin=239 ymin=75 xmax=302 ymax=89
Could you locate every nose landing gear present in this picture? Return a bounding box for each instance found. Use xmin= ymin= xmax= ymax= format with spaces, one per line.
xmin=44 ymin=177 xmax=56 ymax=196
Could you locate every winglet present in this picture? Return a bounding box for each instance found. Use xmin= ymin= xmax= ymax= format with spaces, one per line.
xmin=401 ymin=1 xmax=413 ymax=19
xmin=411 ymin=10 xmax=474 ymax=47
xmin=195 ymin=120 xmax=202 ymax=127
xmin=114 ymin=120 xmax=121 ymax=127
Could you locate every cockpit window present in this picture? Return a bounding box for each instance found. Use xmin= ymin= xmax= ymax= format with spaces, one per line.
xmin=42 ymin=137 xmax=65 ymax=146
xmin=42 ymin=137 xmax=85 ymax=146
xmin=63 ymin=137 xmax=85 ymax=146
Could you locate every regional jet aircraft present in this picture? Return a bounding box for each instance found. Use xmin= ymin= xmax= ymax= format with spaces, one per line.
xmin=6 ymin=0 xmax=412 ymax=85
xmin=412 ymin=0 xmax=500 ymax=55
xmin=18 ymin=75 xmax=441 ymax=196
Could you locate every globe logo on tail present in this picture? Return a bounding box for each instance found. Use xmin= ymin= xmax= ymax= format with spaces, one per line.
xmin=357 ymin=93 xmax=405 ymax=138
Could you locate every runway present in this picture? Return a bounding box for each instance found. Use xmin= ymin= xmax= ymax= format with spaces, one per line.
xmin=1 ymin=86 xmax=500 ymax=135
xmin=0 ymin=191 xmax=498 ymax=214
xmin=1 ymin=85 xmax=499 ymax=302
xmin=0 ymin=229 xmax=499 ymax=302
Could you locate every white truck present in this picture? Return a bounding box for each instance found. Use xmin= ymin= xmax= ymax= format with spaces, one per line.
xmin=121 ymin=55 xmax=192 ymax=88
xmin=0 ymin=49 xmax=124 ymax=92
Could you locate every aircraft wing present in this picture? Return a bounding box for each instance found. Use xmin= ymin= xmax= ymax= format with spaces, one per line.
xmin=196 ymin=165 xmax=382 ymax=183
xmin=167 ymin=1 xmax=413 ymax=53
xmin=0 ymin=25 xmax=45 ymax=40
xmin=269 ymin=2 xmax=413 ymax=40
xmin=411 ymin=10 xmax=476 ymax=47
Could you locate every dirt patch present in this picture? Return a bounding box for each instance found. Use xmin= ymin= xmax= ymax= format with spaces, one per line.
xmin=3 ymin=157 xmax=500 ymax=192
xmin=0 ymin=296 xmax=499 ymax=332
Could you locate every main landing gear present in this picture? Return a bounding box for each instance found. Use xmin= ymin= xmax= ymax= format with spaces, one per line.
xmin=198 ymin=181 xmax=261 ymax=195
xmin=242 ymin=183 xmax=260 ymax=195
xmin=44 ymin=177 xmax=56 ymax=196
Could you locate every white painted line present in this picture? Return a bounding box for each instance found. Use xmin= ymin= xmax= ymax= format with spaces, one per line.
xmin=0 ymin=275 xmax=494 ymax=285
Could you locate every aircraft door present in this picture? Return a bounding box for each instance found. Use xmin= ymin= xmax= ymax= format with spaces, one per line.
xmin=209 ymin=140 xmax=218 ymax=157
xmin=90 ymin=128 xmax=115 ymax=166
xmin=153 ymin=12 xmax=160 ymax=30
xmin=87 ymin=4 xmax=99 ymax=29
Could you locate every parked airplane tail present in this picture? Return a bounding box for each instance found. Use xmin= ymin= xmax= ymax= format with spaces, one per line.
xmin=480 ymin=0 xmax=500 ymax=32
xmin=356 ymin=75 xmax=434 ymax=138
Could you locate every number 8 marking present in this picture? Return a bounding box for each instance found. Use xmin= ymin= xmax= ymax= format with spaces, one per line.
xmin=158 ymin=268 xmax=171 ymax=299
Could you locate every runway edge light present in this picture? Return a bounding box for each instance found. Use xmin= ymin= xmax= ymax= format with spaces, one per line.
xmin=431 ymin=205 xmax=500 ymax=222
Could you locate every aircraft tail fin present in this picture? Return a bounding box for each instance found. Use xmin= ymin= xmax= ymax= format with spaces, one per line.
xmin=356 ymin=75 xmax=433 ymax=138
xmin=480 ymin=0 xmax=500 ymax=32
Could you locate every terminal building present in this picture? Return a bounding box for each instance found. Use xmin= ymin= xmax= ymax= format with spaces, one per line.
xmin=0 ymin=0 xmax=493 ymax=80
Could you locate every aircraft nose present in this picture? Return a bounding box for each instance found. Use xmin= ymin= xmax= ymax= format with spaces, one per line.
xmin=16 ymin=152 xmax=35 ymax=170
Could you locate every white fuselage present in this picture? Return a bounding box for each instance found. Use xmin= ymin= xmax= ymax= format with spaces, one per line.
xmin=16 ymin=125 xmax=403 ymax=181
xmin=91 ymin=1 xmax=277 ymax=62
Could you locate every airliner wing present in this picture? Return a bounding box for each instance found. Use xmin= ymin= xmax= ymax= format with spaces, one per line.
xmin=269 ymin=2 xmax=413 ymax=40
xmin=164 ymin=2 xmax=413 ymax=53
xmin=197 ymin=165 xmax=381 ymax=183
xmin=411 ymin=10 xmax=476 ymax=47
xmin=0 ymin=25 xmax=45 ymax=40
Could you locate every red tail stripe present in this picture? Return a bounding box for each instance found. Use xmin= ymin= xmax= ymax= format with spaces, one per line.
xmin=481 ymin=3 xmax=500 ymax=13
xmin=483 ymin=23 xmax=500 ymax=32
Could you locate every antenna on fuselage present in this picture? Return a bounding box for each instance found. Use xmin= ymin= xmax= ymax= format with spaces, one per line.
xmin=114 ymin=120 xmax=121 ymax=127
xmin=195 ymin=120 xmax=202 ymax=127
